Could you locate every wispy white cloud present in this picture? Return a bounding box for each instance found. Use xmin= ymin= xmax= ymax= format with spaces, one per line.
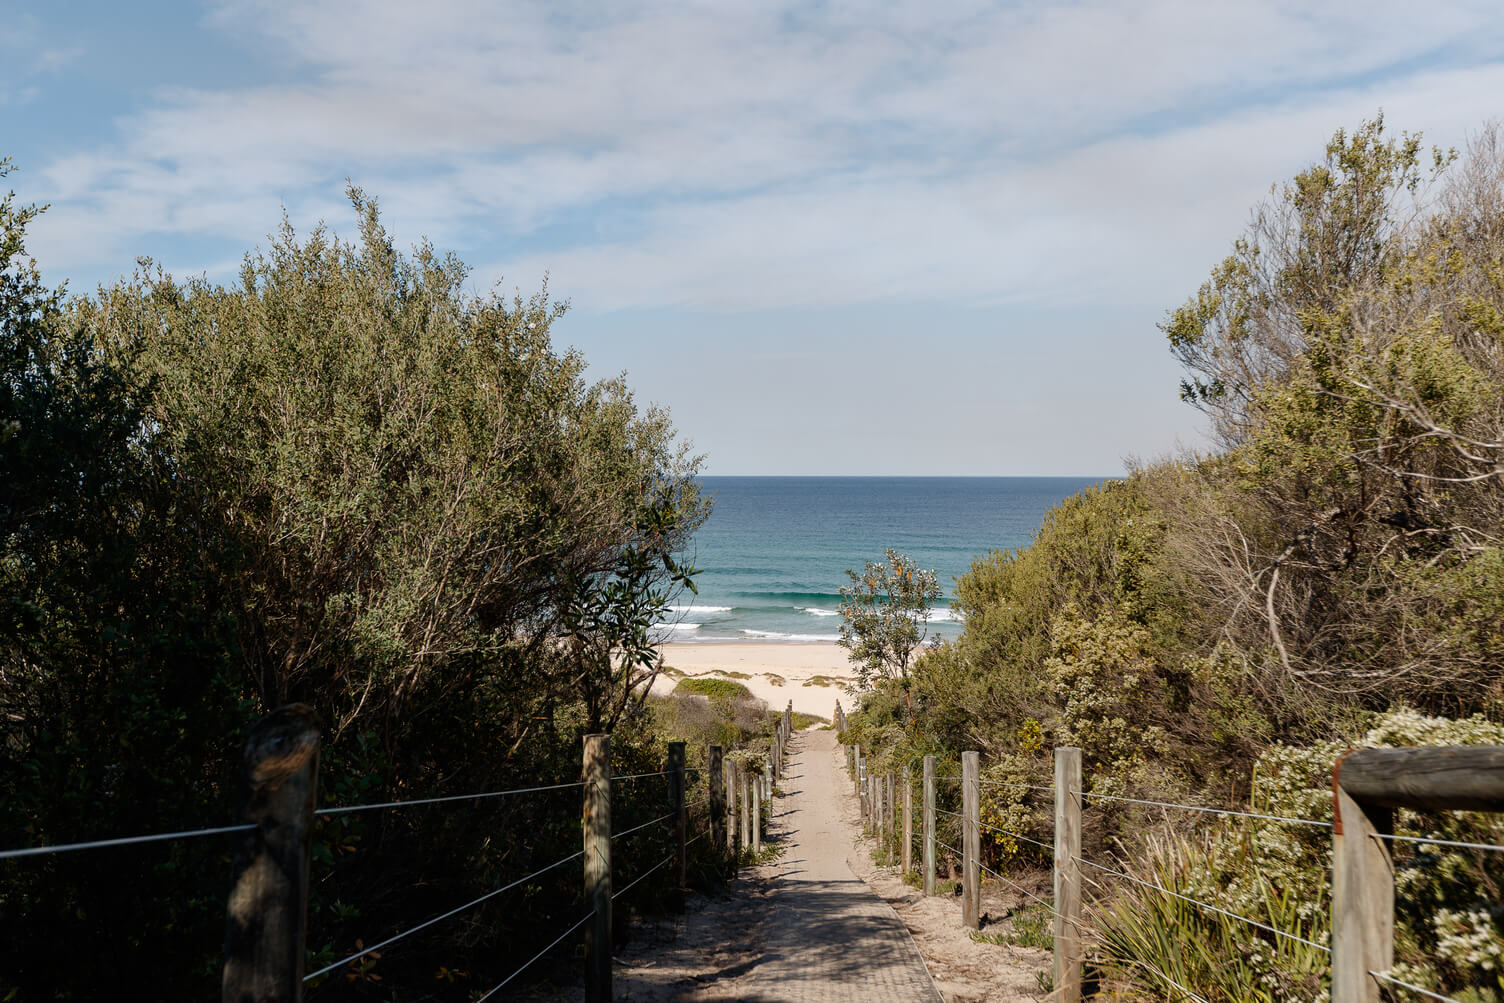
xmin=22 ymin=0 xmax=1504 ymax=311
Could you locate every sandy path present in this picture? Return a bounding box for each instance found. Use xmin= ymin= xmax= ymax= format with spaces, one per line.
xmin=608 ymin=729 xmax=941 ymax=1001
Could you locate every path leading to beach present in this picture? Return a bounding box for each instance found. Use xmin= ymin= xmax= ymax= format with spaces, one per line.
xmin=604 ymin=729 xmax=957 ymax=1001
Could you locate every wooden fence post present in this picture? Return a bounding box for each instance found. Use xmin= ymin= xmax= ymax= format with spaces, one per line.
xmin=668 ymin=742 xmax=686 ymax=889
xmin=922 ymin=755 xmax=936 ymax=896
xmin=962 ymin=751 xmax=980 ymax=930
xmin=1054 ymin=746 xmax=1082 ymax=1003
xmin=751 ymin=769 xmax=762 ymax=856
xmin=708 ymin=744 xmax=724 ymax=856
xmin=1329 ymin=745 xmax=1504 ymax=1001
xmin=583 ymin=733 xmax=612 ymax=1003
xmin=223 ymin=704 xmax=319 ymax=1003
xmin=739 ymin=760 xmax=752 ymax=855
xmin=878 ymin=775 xmax=890 ymax=854
xmin=725 ymin=756 xmax=739 ymax=857
xmin=902 ymin=763 xmax=913 ymax=875
xmin=877 ymin=773 xmax=887 ymax=847
xmin=854 ymin=744 xmax=862 ymax=796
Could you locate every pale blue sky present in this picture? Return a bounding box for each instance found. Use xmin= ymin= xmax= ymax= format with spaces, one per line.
xmin=7 ymin=2 xmax=1504 ymax=474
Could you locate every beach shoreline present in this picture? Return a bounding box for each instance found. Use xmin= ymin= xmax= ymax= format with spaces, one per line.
xmin=652 ymin=641 xmax=855 ymax=719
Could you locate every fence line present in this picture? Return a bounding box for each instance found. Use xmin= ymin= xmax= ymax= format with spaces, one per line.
xmin=1371 ymin=831 xmax=1504 ymax=853
xmin=475 ymin=910 xmax=594 ymax=1001
xmin=304 ymin=848 xmax=586 ymax=981
xmin=1075 ymin=790 xmax=1333 ymax=829
xmin=1075 ymin=854 xmax=1330 ymax=952
xmin=314 ymin=779 xmax=588 ymax=817
xmin=4 ymin=696 xmax=802 ymax=1001
xmin=0 ymin=822 xmax=256 ymax=860
xmin=839 ymin=735 xmax=1504 ymax=1003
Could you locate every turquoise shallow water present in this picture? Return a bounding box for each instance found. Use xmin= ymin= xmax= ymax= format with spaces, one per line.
xmin=663 ymin=476 xmax=1107 ymax=643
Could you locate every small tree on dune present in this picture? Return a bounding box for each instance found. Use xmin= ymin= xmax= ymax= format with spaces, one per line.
xmin=837 ymin=548 xmax=941 ymax=697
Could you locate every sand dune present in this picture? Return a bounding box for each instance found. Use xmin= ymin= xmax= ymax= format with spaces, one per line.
xmin=651 ymin=642 xmax=855 ymax=719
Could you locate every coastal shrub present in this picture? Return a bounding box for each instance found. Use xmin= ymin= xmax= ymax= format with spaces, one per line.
xmin=0 ymin=170 xmax=711 ymax=1000
xmin=675 ymin=677 xmax=753 ymax=700
xmin=1098 ymin=708 xmax=1504 ymax=1002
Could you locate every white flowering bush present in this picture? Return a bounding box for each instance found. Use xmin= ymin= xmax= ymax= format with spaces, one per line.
xmin=1099 ymin=708 xmax=1504 ymax=1002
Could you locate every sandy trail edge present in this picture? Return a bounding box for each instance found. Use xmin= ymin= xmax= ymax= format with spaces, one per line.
xmin=591 ymin=730 xmax=1046 ymax=1002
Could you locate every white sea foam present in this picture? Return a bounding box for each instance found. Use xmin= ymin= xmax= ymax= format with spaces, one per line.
xmin=740 ymin=629 xmax=841 ymax=642
xmin=668 ymin=605 xmax=733 ymax=614
xmin=800 ymin=607 xmax=839 ymax=617
xmin=656 ymin=622 xmax=702 ymax=633
xmin=928 ymin=608 xmax=964 ymax=622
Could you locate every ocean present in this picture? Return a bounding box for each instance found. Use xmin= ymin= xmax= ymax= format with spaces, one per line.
xmin=661 ymin=476 xmax=1107 ymax=643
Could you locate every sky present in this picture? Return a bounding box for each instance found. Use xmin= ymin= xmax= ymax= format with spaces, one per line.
xmin=6 ymin=2 xmax=1504 ymax=475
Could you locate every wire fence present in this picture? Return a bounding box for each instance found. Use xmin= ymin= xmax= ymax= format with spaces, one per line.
xmin=0 ymin=701 xmax=801 ymax=1001
xmin=842 ymin=738 xmax=1503 ymax=1003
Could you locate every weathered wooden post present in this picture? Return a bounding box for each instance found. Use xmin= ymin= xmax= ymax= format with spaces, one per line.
xmin=725 ymin=755 xmax=739 ymax=857
xmin=739 ymin=760 xmax=752 ymax=853
xmin=708 ymin=744 xmax=725 ymax=855
xmin=583 ymin=733 xmax=612 ymax=1003
xmin=853 ymin=744 xmax=862 ymax=796
xmin=878 ymin=775 xmax=890 ymax=854
xmin=922 ymin=755 xmax=936 ymax=896
xmin=223 ymin=704 xmax=319 ymax=1003
xmin=668 ymin=742 xmax=686 ymax=889
xmin=751 ymin=770 xmax=762 ymax=856
xmin=876 ymin=773 xmax=887 ymax=847
xmin=962 ymin=751 xmax=980 ymax=930
xmin=1054 ymin=746 xmax=1083 ymax=1003
xmin=902 ymin=763 xmax=913 ymax=875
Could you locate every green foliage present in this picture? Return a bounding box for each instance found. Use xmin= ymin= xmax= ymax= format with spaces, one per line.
xmin=674 ymin=677 xmax=753 ymax=700
xmin=837 ymin=548 xmax=941 ymax=693
xmin=1100 ymin=708 xmax=1504 ymax=1002
xmin=0 ymin=170 xmax=713 ymax=999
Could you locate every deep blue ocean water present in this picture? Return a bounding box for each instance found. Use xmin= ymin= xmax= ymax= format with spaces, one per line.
xmin=662 ymin=476 xmax=1107 ymax=643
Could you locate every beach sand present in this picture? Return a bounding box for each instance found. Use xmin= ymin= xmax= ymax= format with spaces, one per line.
xmin=651 ymin=642 xmax=855 ymax=720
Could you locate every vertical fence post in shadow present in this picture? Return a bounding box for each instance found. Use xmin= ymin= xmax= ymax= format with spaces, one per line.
xmin=708 ymin=744 xmax=724 ymax=857
xmin=751 ymin=769 xmax=762 ymax=856
xmin=878 ymin=775 xmax=890 ymax=854
xmin=725 ymin=755 xmax=739 ymax=858
xmin=961 ymin=751 xmax=980 ymax=930
xmin=922 ymin=755 xmax=936 ymax=896
xmin=668 ymin=742 xmax=686 ymax=890
xmin=739 ymin=760 xmax=752 ymax=854
xmin=1053 ymin=746 xmax=1082 ymax=1003
xmin=583 ymin=733 xmax=612 ymax=1003
xmin=902 ymin=763 xmax=913 ymax=875
xmin=223 ymin=703 xmax=320 ymax=1003
xmin=853 ymin=744 xmax=861 ymax=796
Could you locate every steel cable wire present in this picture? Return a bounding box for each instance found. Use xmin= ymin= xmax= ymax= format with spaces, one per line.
xmin=303 ymin=849 xmax=585 ymax=981
xmin=976 ymin=820 xmax=1053 ymax=852
xmin=474 ymin=910 xmax=594 ymax=1000
xmin=316 ymin=780 xmax=587 ymax=817
xmin=612 ymin=810 xmax=677 ymax=843
xmin=1370 ymin=969 xmax=1463 ymax=1002
xmin=1372 ymin=832 xmax=1504 ymax=853
xmin=1073 ymin=791 xmax=1331 ymax=829
xmin=978 ymin=780 xmax=1054 ymax=793
xmin=612 ymin=851 xmax=676 ymax=902
xmin=932 ymin=839 xmax=1095 ymax=954
xmin=0 ymin=823 xmax=254 ymax=860
xmin=1075 ymin=855 xmax=1329 ymax=953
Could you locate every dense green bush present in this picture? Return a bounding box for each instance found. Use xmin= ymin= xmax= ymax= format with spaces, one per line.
xmin=0 ymin=171 xmax=710 ymax=1000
